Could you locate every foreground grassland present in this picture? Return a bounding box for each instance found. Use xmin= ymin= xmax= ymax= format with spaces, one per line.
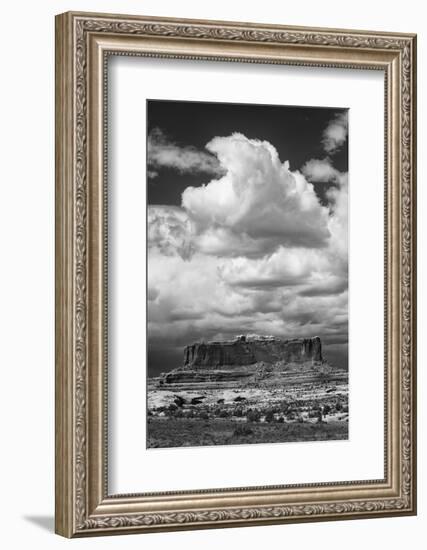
xmin=147 ymin=417 xmax=348 ymax=448
xmin=147 ymin=377 xmax=349 ymax=448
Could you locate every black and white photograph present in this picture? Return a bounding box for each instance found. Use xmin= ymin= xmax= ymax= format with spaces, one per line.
xmin=146 ymin=99 xmax=349 ymax=449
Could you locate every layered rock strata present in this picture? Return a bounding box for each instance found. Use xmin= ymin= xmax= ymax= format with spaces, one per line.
xmin=156 ymin=335 xmax=328 ymax=388
xmin=183 ymin=335 xmax=322 ymax=369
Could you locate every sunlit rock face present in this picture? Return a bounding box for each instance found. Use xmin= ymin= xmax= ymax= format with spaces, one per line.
xmin=182 ymin=335 xmax=322 ymax=369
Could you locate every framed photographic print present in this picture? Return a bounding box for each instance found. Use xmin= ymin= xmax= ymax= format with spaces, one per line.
xmin=55 ymin=11 xmax=417 ymax=537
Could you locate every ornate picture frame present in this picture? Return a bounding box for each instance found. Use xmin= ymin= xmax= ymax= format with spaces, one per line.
xmin=55 ymin=11 xmax=417 ymax=537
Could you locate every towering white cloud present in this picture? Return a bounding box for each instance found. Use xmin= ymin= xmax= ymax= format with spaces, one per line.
xmin=182 ymin=133 xmax=330 ymax=256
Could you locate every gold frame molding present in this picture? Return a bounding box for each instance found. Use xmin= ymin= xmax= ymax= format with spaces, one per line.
xmin=55 ymin=11 xmax=417 ymax=538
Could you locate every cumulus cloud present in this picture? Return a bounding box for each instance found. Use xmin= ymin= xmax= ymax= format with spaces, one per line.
xmin=147 ymin=130 xmax=348 ymax=367
xmin=302 ymin=158 xmax=341 ymax=183
xmin=147 ymin=169 xmax=159 ymax=179
xmin=322 ymin=111 xmax=348 ymax=154
xmin=325 ymin=171 xmax=348 ymax=260
xmin=182 ymin=133 xmax=331 ymax=256
xmin=302 ymin=158 xmax=348 ymax=260
xmin=218 ymin=247 xmax=329 ymax=290
xmin=148 ymin=205 xmax=194 ymax=260
xmin=148 ymin=246 xmax=348 ymax=364
xmin=147 ymin=128 xmax=223 ymax=177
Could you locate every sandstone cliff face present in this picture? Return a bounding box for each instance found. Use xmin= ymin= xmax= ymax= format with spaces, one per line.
xmin=182 ymin=335 xmax=322 ymax=369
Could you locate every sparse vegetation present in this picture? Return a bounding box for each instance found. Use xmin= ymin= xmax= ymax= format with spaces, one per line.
xmin=147 ymin=418 xmax=348 ymax=448
xmin=233 ymin=406 xmax=244 ymax=417
xmin=247 ymin=408 xmax=261 ymax=422
xmin=233 ymin=424 xmax=254 ymax=437
xmin=147 ymin=379 xmax=348 ymax=448
xmin=264 ymin=409 xmax=275 ymax=423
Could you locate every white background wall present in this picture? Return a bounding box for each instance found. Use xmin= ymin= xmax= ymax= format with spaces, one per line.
xmin=0 ymin=1 xmax=424 ymax=548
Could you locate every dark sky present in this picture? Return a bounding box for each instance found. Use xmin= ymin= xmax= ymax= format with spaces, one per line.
xmin=146 ymin=99 xmax=348 ymax=376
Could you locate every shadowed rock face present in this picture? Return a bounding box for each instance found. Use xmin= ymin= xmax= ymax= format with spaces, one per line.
xmin=183 ymin=335 xmax=322 ymax=369
xmin=163 ymin=369 xmax=253 ymax=384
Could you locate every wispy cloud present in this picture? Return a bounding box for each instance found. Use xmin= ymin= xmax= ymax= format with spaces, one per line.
xmin=147 ymin=128 xmax=223 ymax=178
